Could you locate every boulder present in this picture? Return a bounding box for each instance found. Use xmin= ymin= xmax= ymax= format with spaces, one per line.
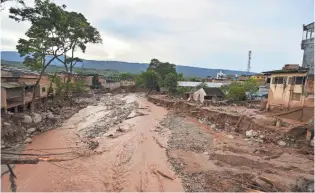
xmin=252 ymin=131 xmax=258 ymax=137
xmin=24 ymin=137 xmax=32 ymax=143
xmin=246 ymin=130 xmax=253 ymax=138
xmin=3 ymin=122 xmax=11 ymax=127
xmin=227 ymin=134 xmax=234 ymax=139
xmin=33 ymin=113 xmax=42 ymax=123
xmin=278 ymin=140 xmax=286 ymax=146
xmin=211 ymin=124 xmax=217 ymax=129
xmin=27 ymin=128 xmax=36 ymax=134
xmin=203 ymin=152 xmax=209 ymax=155
xmin=47 ymin=112 xmax=55 ymax=119
xmin=311 ymin=140 xmax=314 ymax=147
xmin=23 ymin=115 xmax=33 ymax=124
xmin=259 ymin=135 xmax=265 ymax=139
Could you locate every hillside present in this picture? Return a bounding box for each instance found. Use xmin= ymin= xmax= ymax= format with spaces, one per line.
xmin=1 ymin=51 xmax=254 ymax=77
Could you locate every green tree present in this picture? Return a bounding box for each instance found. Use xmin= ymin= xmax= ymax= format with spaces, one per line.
xmin=165 ymin=73 xmax=178 ymax=95
xmin=136 ymin=70 xmax=160 ymax=92
xmin=243 ymin=78 xmax=259 ymax=95
xmin=53 ymin=10 xmax=102 ymax=84
xmin=119 ymin=72 xmax=136 ymax=81
xmin=12 ymin=0 xmax=69 ymax=110
xmin=227 ymin=82 xmax=246 ymax=101
xmin=148 ymin=58 xmax=176 ymax=82
xmin=177 ymin=72 xmax=185 ymax=81
xmin=188 ymin=76 xmax=200 ymax=82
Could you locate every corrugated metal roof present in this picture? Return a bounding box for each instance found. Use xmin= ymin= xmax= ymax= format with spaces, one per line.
xmin=177 ymin=81 xmax=228 ymax=88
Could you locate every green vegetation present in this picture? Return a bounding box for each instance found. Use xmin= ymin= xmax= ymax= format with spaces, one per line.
xmin=7 ymin=0 xmax=102 ymax=109
xmin=221 ymin=79 xmax=259 ymax=101
xmin=164 ymin=73 xmax=178 ymax=95
xmin=118 ymin=72 xmax=137 ymax=81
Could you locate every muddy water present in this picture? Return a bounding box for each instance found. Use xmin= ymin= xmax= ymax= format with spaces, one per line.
xmin=1 ymin=94 xmax=183 ymax=192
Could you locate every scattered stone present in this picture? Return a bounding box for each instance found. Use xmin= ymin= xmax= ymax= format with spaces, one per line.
xmin=203 ymin=152 xmax=209 ymax=155
xmin=246 ymin=130 xmax=253 ymax=138
xmin=27 ymin=128 xmax=36 ymax=134
xmin=227 ymin=134 xmax=234 ymax=139
xmin=3 ymin=122 xmax=11 ymax=126
xmin=211 ymin=124 xmax=216 ymax=129
xmin=32 ymin=113 xmax=42 ymax=123
xmin=23 ymin=115 xmax=33 ymax=124
xmin=47 ymin=112 xmax=55 ymax=119
xmin=278 ymin=140 xmax=286 ymax=146
xmin=24 ymin=137 xmax=32 ymax=143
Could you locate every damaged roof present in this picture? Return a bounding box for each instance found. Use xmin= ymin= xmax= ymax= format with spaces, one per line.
xmin=1 ymin=82 xmax=35 ymax=88
xmin=1 ymin=65 xmax=41 ymax=77
xmin=262 ymin=68 xmax=308 ymax=74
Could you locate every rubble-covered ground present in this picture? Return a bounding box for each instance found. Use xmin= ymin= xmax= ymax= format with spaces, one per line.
xmin=163 ymin=114 xmax=314 ymax=192
xmin=1 ymin=93 xmax=314 ymax=192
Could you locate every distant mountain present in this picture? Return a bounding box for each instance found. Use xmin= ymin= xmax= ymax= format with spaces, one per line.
xmin=1 ymin=51 xmax=254 ymax=77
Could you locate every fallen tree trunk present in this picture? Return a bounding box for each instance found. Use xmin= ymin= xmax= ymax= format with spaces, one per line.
xmin=1 ymin=158 xmax=40 ymax=165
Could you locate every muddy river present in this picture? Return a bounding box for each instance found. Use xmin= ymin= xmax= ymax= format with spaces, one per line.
xmin=1 ymin=93 xmax=314 ymax=192
xmin=1 ymin=94 xmax=183 ymax=192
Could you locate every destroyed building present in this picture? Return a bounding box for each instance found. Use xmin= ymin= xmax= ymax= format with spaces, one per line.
xmin=263 ymin=65 xmax=314 ymax=110
xmin=301 ymin=22 xmax=314 ymax=74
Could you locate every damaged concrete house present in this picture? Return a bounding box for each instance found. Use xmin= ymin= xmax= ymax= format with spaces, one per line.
xmin=0 ymin=66 xmax=99 ymax=113
xmin=1 ymin=67 xmax=51 ymax=113
xmin=263 ymin=64 xmax=314 ymax=111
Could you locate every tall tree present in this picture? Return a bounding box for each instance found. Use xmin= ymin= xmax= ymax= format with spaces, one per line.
xmin=53 ymin=10 xmax=102 ymax=85
xmin=10 ymin=0 xmax=70 ymax=109
xmin=148 ymin=59 xmax=176 ymax=80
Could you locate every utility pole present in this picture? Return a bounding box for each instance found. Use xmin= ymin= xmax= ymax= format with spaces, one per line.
xmin=247 ymin=50 xmax=251 ymax=75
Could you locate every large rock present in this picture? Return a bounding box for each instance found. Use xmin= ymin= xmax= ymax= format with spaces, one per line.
xmin=3 ymin=122 xmax=11 ymax=127
xmin=278 ymin=140 xmax=286 ymax=146
xmin=27 ymin=128 xmax=36 ymax=134
xmin=33 ymin=113 xmax=42 ymax=123
xmin=47 ymin=112 xmax=55 ymax=119
xmin=23 ymin=115 xmax=33 ymax=123
xmin=252 ymin=131 xmax=258 ymax=137
xmin=227 ymin=134 xmax=234 ymax=139
xmin=24 ymin=137 xmax=32 ymax=143
xmin=246 ymin=130 xmax=253 ymax=138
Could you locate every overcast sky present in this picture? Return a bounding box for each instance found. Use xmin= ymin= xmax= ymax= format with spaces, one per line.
xmin=1 ymin=0 xmax=314 ymax=72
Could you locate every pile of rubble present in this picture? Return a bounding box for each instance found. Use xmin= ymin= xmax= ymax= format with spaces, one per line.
xmin=1 ymin=97 xmax=96 ymax=148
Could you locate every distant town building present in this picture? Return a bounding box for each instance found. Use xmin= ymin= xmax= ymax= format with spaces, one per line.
xmin=301 ymin=22 xmax=314 ymax=74
xmin=216 ymin=70 xmax=226 ymax=79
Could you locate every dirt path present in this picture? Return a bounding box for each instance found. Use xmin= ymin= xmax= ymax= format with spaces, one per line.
xmin=1 ymin=94 xmax=184 ymax=192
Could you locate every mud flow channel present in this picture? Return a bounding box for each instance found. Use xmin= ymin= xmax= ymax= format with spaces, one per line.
xmin=1 ymin=93 xmax=184 ymax=192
